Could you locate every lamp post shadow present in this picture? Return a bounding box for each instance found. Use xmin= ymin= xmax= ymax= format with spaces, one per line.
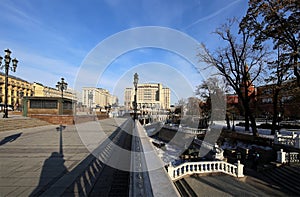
xmin=29 ymin=125 xmax=67 ymax=196
xmin=29 ymin=152 xmax=68 ymax=197
xmin=56 ymin=124 xmax=66 ymax=156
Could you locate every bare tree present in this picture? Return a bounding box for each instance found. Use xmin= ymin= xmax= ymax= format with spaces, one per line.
xmin=195 ymin=76 xmax=231 ymax=128
xmin=266 ymin=45 xmax=294 ymax=134
xmin=198 ymin=19 xmax=269 ymax=136
xmin=240 ymin=0 xmax=300 ymax=86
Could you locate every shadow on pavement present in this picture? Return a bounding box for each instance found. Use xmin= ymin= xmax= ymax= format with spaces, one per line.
xmin=30 ymin=125 xmax=68 ymax=196
xmin=63 ymin=155 xmax=104 ymax=196
xmin=0 ymin=132 xmax=22 ymax=146
xmin=29 ymin=152 xmax=68 ymax=197
xmin=30 ymin=119 xmax=131 ymax=196
xmin=63 ymin=118 xmax=132 ymax=196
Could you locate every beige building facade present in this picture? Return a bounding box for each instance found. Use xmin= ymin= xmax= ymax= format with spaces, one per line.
xmin=124 ymin=83 xmax=170 ymax=110
xmin=0 ymin=72 xmax=33 ymax=108
xmin=82 ymin=87 xmax=117 ymax=108
xmin=0 ymin=73 xmax=76 ymax=110
xmin=32 ymin=82 xmax=75 ymax=100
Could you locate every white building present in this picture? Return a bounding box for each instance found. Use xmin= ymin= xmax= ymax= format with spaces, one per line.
xmin=82 ymin=87 xmax=117 ymax=108
xmin=124 ymin=83 xmax=170 ymax=110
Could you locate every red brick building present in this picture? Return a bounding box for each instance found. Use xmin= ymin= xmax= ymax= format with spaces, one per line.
xmin=227 ymin=79 xmax=300 ymax=119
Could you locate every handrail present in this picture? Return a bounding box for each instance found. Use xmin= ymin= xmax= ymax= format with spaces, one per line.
xmin=130 ymin=120 xmax=180 ymax=197
xmin=167 ymin=161 xmax=244 ymax=181
xmin=129 ymin=120 xmax=153 ymax=197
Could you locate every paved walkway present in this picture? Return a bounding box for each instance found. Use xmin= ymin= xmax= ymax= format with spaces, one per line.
xmin=0 ymin=118 xmax=126 ymax=196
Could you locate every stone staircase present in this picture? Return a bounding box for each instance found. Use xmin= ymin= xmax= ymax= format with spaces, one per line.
xmin=261 ymin=165 xmax=300 ymax=195
xmin=0 ymin=116 xmax=52 ymax=132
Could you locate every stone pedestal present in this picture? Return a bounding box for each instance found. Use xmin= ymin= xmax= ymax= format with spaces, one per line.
xmin=277 ymin=149 xmax=286 ymax=163
xmin=167 ymin=163 xmax=174 ymax=179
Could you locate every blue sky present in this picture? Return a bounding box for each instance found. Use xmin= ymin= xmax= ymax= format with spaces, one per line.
xmin=0 ymin=0 xmax=248 ymax=105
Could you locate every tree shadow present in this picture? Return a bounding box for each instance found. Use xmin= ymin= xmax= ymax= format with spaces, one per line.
xmin=29 ymin=152 xmax=68 ymax=197
xmin=0 ymin=132 xmax=22 ymax=146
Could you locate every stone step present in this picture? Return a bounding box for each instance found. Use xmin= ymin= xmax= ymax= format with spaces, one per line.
xmin=277 ymin=166 xmax=300 ymax=185
xmin=175 ymin=179 xmax=197 ymax=197
xmin=0 ymin=117 xmax=52 ymax=132
xmin=273 ymin=168 xmax=300 ymax=187
xmin=262 ymin=167 xmax=300 ymax=195
xmin=284 ymin=165 xmax=300 ymax=177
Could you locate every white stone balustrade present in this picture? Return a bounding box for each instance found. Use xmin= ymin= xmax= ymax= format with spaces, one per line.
xmin=163 ymin=125 xmax=206 ymax=135
xmin=167 ymin=161 xmax=244 ymax=181
xmin=277 ymin=149 xmax=300 ymax=163
xmin=274 ymin=132 xmax=300 ymax=149
xmin=178 ymin=127 xmax=207 ymax=135
xmin=288 ymin=152 xmax=300 ymax=163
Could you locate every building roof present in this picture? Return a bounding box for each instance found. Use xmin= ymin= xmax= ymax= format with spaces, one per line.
xmin=0 ymin=72 xmax=31 ymax=84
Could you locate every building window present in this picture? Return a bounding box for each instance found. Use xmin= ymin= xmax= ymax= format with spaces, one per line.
xmin=63 ymin=101 xmax=73 ymax=110
xmin=262 ymin=98 xmax=272 ymax=104
xmin=263 ymin=88 xmax=272 ymax=94
xmin=281 ymin=96 xmax=293 ymax=103
xmin=30 ymin=100 xmax=57 ymax=109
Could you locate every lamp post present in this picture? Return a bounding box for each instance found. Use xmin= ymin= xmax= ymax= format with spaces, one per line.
xmin=88 ymin=91 xmax=93 ymax=114
xmin=0 ymin=49 xmax=18 ymax=118
xmin=56 ymin=78 xmax=68 ymax=115
xmin=133 ymin=73 xmax=138 ymax=120
xmin=56 ymin=78 xmax=68 ymax=99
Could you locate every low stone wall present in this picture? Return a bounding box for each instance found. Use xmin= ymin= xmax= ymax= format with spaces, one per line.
xmin=29 ymin=114 xmax=74 ymax=125
xmin=221 ymin=130 xmax=273 ymax=146
xmin=29 ymin=114 xmax=109 ymax=125
xmin=74 ymin=114 xmax=108 ymax=124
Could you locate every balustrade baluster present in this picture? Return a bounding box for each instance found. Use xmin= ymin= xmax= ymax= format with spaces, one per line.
xmin=173 ymin=170 xmax=175 ymax=179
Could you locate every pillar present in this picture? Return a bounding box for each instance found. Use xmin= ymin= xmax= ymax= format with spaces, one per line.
xmin=277 ymin=149 xmax=286 ymax=163
xmin=22 ymin=98 xmax=28 ymax=117
xmin=167 ymin=163 xmax=174 ymax=179
xmin=235 ymin=160 xmax=244 ymax=178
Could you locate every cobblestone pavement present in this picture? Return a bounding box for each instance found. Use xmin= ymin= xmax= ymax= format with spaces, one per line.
xmin=0 ymin=118 xmax=126 ymax=196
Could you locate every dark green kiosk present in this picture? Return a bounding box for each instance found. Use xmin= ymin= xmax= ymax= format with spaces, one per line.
xmin=22 ymin=96 xmax=75 ymax=117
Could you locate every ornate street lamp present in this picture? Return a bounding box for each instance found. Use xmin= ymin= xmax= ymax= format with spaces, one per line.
xmin=56 ymin=78 xmax=68 ymax=99
xmin=0 ymin=49 xmax=18 ymax=118
xmin=56 ymin=78 xmax=68 ymax=115
xmin=133 ymin=73 xmax=138 ymax=120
